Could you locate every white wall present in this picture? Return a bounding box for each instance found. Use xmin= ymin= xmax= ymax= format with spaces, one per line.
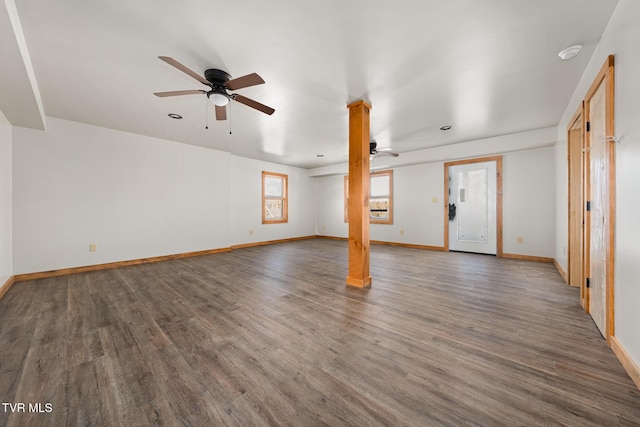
xmin=556 ymin=0 xmax=640 ymax=371
xmin=11 ymin=116 xmax=317 ymax=274
xmin=0 ymin=110 xmax=12 ymax=285
xmin=315 ymin=162 xmax=444 ymax=246
xmin=316 ymin=162 xmax=445 ymax=246
xmin=503 ymin=147 xmax=555 ymax=257
xmin=230 ymin=155 xmax=316 ymax=246
xmin=12 ymin=117 xmax=232 ymax=274
xmin=315 ymin=145 xmax=555 ymax=258
xmin=554 ymin=140 xmax=569 ymax=270
xmin=315 ymin=174 xmax=348 ymax=238
xmin=371 ymin=162 xmax=444 ymax=246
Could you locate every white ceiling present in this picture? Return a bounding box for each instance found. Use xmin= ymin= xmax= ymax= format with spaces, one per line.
xmin=2 ymin=0 xmax=619 ymax=168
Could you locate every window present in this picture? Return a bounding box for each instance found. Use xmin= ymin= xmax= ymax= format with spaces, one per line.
xmin=344 ymin=169 xmax=393 ymax=224
xmin=370 ymin=170 xmax=393 ymax=223
xmin=262 ymin=171 xmax=288 ymax=224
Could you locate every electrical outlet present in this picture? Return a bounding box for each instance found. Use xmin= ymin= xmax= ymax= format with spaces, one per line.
xmin=89 ymin=243 xmax=97 ymax=252
xmin=517 ymin=237 xmax=524 ymax=244
xmin=249 ymin=229 xmax=254 ymax=235
xmin=432 ymin=197 xmax=438 ymax=203
xmin=400 ymin=229 xmax=405 ymax=236
xmin=322 ymin=225 xmax=325 ymax=230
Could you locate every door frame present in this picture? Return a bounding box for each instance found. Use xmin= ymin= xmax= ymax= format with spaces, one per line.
xmin=567 ymin=103 xmax=585 ymax=305
xmin=444 ymin=155 xmax=503 ymax=257
xmin=583 ymin=55 xmax=616 ymax=341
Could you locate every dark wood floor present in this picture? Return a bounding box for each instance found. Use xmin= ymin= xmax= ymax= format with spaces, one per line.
xmin=1 ymin=239 xmax=639 ymax=426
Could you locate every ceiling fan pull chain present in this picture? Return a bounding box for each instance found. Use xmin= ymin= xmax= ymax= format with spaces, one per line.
xmin=205 ymin=96 xmax=209 ymax=130
xmin=229 ymin=103 xmax=232 ymax=135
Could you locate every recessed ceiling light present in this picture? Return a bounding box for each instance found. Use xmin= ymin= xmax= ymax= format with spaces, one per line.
xmin=558 ymin=45 xmax=582 ymax=61
xmin=316 ymin=154 xmax=324 ymax=157
xmin=440 ymin=125 xmax=452 ymax=131
xmin=168 ymin=113 xmax=183 ymax=119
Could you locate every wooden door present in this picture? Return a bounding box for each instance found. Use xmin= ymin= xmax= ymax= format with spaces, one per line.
xmin=444 ymin=156 xmax=502 ymax=257
xmin=588 ymin=81 xmax=608 ymax=336
xmin=583 ymin=55 xmax=615 ymax=340
xmin=448 ymin=161 xmax=497 ymax=255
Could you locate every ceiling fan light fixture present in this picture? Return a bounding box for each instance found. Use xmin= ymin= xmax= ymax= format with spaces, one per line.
xmin=208 ymin=88 xmax=230 ymax=106
xmin=558 ymin=45 xmax=582 ymax=61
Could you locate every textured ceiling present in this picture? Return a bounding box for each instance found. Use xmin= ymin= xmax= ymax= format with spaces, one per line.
xmin=3 ymin=0 xmax=619 ymax=168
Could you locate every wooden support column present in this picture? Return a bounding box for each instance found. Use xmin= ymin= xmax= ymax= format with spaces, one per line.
xmin=346 ymin=100 xmax=372 ymax=288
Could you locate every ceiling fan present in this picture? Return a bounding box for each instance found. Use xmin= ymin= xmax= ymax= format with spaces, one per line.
xmin=370 ymin=141 xmax=399 ymax=158
xmin=154 ymin=56 xmax=275 ymax=120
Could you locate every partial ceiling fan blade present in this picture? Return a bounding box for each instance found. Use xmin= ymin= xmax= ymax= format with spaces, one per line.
xmin=215 ymin=105 xmax=227 ymax=121
xmin=154 ymin=90 xmax=205 ymax=97
xmin=158 ymin=56 xmax=211 ymax=86
xmin=226 ymin=73 xmax=265 ymax=90
xmin=232 ymin=94 xmax=275 ymax=115
xmin=377 ymin=151 xmax=399 ymax=157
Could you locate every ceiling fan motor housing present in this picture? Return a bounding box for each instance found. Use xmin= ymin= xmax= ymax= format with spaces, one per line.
xmin=204 ymin=69 xmax=232 ymax=86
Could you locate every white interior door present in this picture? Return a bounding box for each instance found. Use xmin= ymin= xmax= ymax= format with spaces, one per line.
xmin=448 ymin=161 xmax=497 ymax=255
xmin=588 ymin=81 xmax=608 ymax=337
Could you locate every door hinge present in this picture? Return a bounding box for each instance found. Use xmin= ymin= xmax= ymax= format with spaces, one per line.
xmin=586 ymin=277 xmax=591 ymax=288
xmin=586 ymin=201 xmax=591 ymax=211
xmin=586 ymin=121 xmax=591 ymax=132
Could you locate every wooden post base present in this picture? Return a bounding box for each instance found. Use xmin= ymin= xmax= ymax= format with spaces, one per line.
xmin=346 ymin=275 xmax=372 ymax=288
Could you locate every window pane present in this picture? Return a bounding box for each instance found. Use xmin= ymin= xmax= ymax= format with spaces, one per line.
xmin=370 ymin=198 xmax=389 ymax=219
xmin=265 ymin=199 xmax=283 ymax=219
xmin=264 ymin=176 xmax=283 ymax=198
xmin=456 ymin=168 xmax=488 ymax=242
xmin=370 ymin=175 xmax=389 ymax=197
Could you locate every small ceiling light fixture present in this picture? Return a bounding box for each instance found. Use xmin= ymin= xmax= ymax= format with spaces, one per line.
xmin=168 ymin=113 xmax=183 ymax=119
xmin=316 ymin=154 xmax=324 ymax=157
xmin=558 ymin=45 xmax=583 ymax=61
xmin=440 ymin=125 xmax=452 ymax=131
xmin=208 ymin=87 xmax=230 ymax=106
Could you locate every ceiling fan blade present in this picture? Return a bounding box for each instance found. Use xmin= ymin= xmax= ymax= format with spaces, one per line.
xmin=154 ymin=90 xmax=205 ymax=97
xmin=158 ymin=56 xmax=211 ymax=86
xmin=232 ymin=94 xmax=275 ymax=115
xmin=226 ymin=73 xmax=265 ymax=90
xmin=215 ymin=105 xmax=227 ymax=121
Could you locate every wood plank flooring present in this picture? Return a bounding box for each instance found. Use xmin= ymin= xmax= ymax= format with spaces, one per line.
xmin=1 ymin=238 xmax=639 ymax=426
